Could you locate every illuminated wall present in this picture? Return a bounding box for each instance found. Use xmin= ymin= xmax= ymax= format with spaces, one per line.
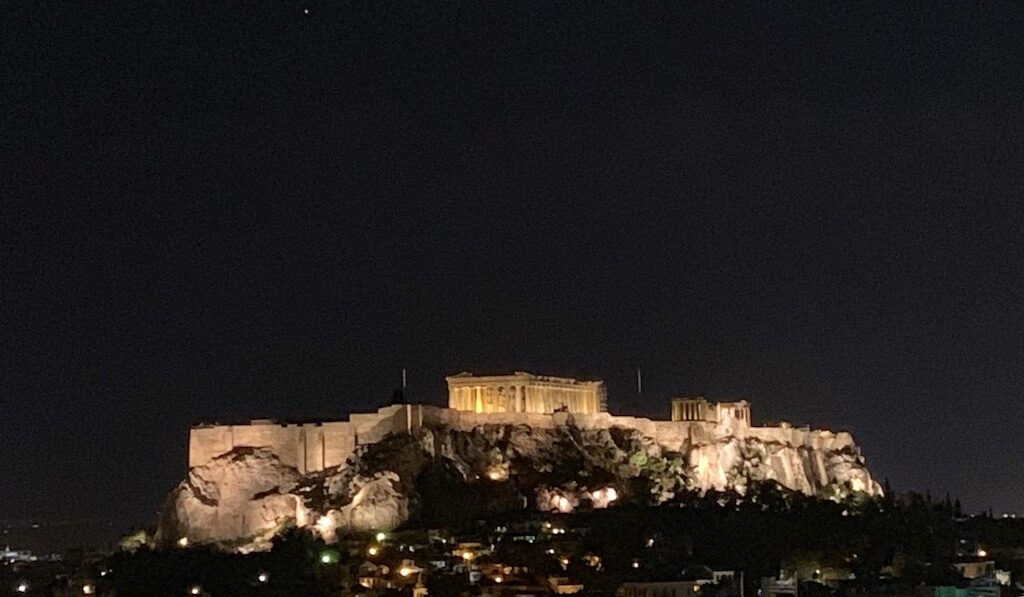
xmin=186 ymin=393 xmax=862 ymax=496
xmin=188 ymin=404 xmax=422 ymax=472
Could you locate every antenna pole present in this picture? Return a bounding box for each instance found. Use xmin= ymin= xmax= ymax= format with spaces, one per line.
xmin=402 ymin=368 xmax=407 ymax=389
xmin=636 ymin=367 xmax=642 ymax=396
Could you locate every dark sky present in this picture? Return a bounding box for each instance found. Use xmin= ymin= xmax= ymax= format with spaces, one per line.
xmin=3 ymin=2 xmax=1023 ymax=550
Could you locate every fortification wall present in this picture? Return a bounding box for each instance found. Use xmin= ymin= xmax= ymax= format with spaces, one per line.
xmin=189 ymin=421 xmax=356 ymax=473
xmin=322 ymin=421 xmax=357 ymax=469
xmin=189 ymin=426 xmax=235 ymax=469
xmin=188 ymin=405 xmax=424 ymax=472
xmin=350 ymin=404 xmax=425 ymax=444
xmin=188 ymin=404 xmax=848 ymax=476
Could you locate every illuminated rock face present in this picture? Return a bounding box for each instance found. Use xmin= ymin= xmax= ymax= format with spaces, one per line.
xmin=158 ymin=448 xmax=306 ymax=549
xmin=158 ymin=408 xmax=881 ymax=552
xmin=316 ymin=472 xmax=409 ymax=544
xmin=684 ymin=433 xmax=877 ymax=498
xmin=158 ymin=449 xmax=418 ymax=552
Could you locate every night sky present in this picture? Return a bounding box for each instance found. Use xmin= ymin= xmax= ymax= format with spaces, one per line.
xmin=3 ymin=3 xmax=1023 ymax=550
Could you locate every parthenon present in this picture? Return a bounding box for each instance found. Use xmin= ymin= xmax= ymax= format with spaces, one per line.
xmin=446 ymin=371 xmax=607 ymax=414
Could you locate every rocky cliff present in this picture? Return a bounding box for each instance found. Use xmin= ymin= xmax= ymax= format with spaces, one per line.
xmin=156 ymin=416 xmax=881 ymax=552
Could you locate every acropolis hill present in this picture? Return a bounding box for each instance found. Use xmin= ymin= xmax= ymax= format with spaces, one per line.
xmin=163 ymin=371 xmax=881 ymax=551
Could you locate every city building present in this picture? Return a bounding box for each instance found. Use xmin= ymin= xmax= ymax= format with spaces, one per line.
xmin=761 ymin=577 xmax=799 ymax=597
xmin=952 ymin=560 xmax=996 ymax=580
xmin=617 ymin=580 xmax=703 ymax=597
